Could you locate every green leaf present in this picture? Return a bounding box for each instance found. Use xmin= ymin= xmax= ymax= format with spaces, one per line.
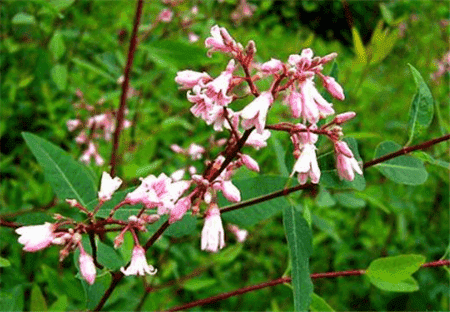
xmin=0 ymin=257 xmax=11 ymax=267
xmin=407 ymin=65 xmax=434 ymax=142
xmin=142 ymin=41 xmax=209 ymax=71
xmin=334 ymin=193 xmax=366 ymax=209
xmin=51 ymin=64 xmax=68 ymax=91
xmin=165 ymin=214 xmax=197 ymax=238
xmin=369 ymin=275 xmax=419 ymax=292
xmin=310 ymin=293 xmax=335 ymax=311
xmin=354 ymin=192 xmax=390 ymax=213
xmin=22 ymin=132 xmax=97 ymax=207
xmin=283 ymin=206 xmax=313 ymax=311
xmin=413 ymin=151 xmax=450 ymax=170
xmin=379 ymin=4 xmax=394 ymax=25
xmin=48 ymin=295 xmax=68 ymax=311
xmin=220 ymin=176 xmax=290 ymax=227
xmin=370 ymin=28 xmax=398 ymax=65
xmin=183 ymin=278 xmax=217 ymax=291
xmin=366 ymin=254 xmax=425 ymax=284
xmin=83 ymin=272 xmax=112 ymax=310
xmin=270 ymin=135 xmax=289 ymax=176
xmin=48 ymin=0 xmax=75 ymax=11
xmin=373 ymin=141 xmax=428 ymax=185
xmin=97 ymin=240 xmax=123 ymax=271
xmin=30 ymin=284 xmax=48 ymax=312
xmin=351 ymin=26 xmax=367 ymax=64
xmin=0 ymin=286 xmax=24 ymax=311
xmin=71 ymin=57 xmax=116 ymax=82
xmin=49 ymin=31 xmax=66 ymax=61
xmin=12 ymin=13 xmax=36 ymax=25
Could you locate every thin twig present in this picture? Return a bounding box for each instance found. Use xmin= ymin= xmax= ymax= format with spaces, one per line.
xmin=165 ymin=260 xmax=450 ymax=311
xmin=109 ymin=0 xmax=145 ymax=176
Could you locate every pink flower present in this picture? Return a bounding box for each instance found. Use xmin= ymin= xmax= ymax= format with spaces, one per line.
xmin=188 ymin=32 xmax=200 ymax=43
xmin=204 ymin=60 xmax=235 ymax=106
xmin=201 ymin=205 xmax=225 ymax=252
xmin=205 ymin=25 xmax=236 ymax=56
xmin=169 ymin=197 xmax=191 ymax=224
xmin=79 ymin=249 xmax=96 ymax=285
xmin=188 ymin=85 xmax=214 ymax=120
xmin=240 ymin=154 xmax=260 ymax=172
xmin=98 ymin=172 xmax=122 ymax=201
xmin=214 ymin=180 xmax=241 ymax=202
xmin=298 ymin=78 xmax=334 ymax=124
xmin=16 ymin=222 xmax=55 ymax=252
xmin=75 ymin=131 xmax=88 ymax=144
xmin=261 ymin=58 xmax=284 ymax=74
xmin=79 ymin=142 xmax=104 ymax=166
xmin=228 ymin=224 xmax=248 ymax=243
xmin=322 ymin=76 xmax=345 ymax=100
xmin=207 ymin=106 xmax=235 ymax=132
xmin=286 ymin=89 xmax=302 ymax=118
xmin=240 ymin=91 xmax=274 ymax=134
xmin=158 ymin=9 xmax=173 ymax=23
xmin=175 ymin=70 xmax=211 ymax=90
xmin=66 ymin=119 xmax=81 ymax=132
xmin=121 ymin=246 xmax=157 ymax=276
xmin=292 ymin=144 xmax=320 ymax=184
xmin=335 ymin=141 xmax=363 ymax=181
xmin=245 ymin=130 xmax=271 ymax=150
xmin=187 ymin=143 xmax=205 ymax=160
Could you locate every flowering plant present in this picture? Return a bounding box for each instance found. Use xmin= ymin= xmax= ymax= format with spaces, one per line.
xmin=2 ymin=1 xmax=449 ymax=311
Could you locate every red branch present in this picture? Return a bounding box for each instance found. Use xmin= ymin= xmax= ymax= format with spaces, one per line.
xmin=165 ymin=260 xmax=449 ymax=311
xmin=109 ymin=0 xmax=144 ymax=176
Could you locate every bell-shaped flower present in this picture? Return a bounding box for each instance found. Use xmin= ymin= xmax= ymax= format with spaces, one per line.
xmin=286 ymin=89 xmax=302 ymax=119
xmin=204 ymin=60 xmax=235 ymax=106
xmin=214 ymin=180 xmax=241 ymax=203
xmin=207 ymin=106 xmax=235 ymax=132
xmin=292 ymin=144 xmax=320 ymax=184
xmin=16 ymin=222 xmax=56 ymax=252
xmin=98 ymin=172 xmax=122 ymax=201
xmin=245 ymin=129 xmax=271 ymax=150
xmin=240 ymin=91 xmax=273 ymax=134
xmin=79 ymin=248 xmax=96 ymax=285
xmin=299 ymin=78 xmax=334 ymax=124
xmin=261 ymin=58 xmax=284 ymax=74
xmin=201 ymin=205 xmax=225 ymax=253
xmin=121 ymin=246 xmax=157 ymax=276
xmin=187 ymin=86 xmax=214 ymax=120
xmin=335 ymin=141 xmax=363 ymax=181
xmin=187 ymin=143 xmax=205 ymax=160
xmin=169 ymin=197 xmax=191 ymax=224
xmin=175 ymin=70 xmax=211 ymax=90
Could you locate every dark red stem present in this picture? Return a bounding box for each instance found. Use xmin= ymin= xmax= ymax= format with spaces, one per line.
xmin=165 ymin=260 xmax=449 ymax=311
xmin=109 ymin=0 xmax=144 ymax=176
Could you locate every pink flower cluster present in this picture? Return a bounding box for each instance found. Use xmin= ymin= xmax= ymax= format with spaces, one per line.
xmin=67 ymin=90 xmax=132 ymax=166
xmin=176 ymin=25 xmax=362 ymax=186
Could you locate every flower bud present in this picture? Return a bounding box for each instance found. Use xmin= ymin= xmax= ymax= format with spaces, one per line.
xmin=333 ymin=112 xmax=356 ymax=125
xmin=322 ymin=76 xmax=345 ymax=101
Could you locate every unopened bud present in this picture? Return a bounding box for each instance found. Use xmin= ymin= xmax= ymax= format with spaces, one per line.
xmin=72 ymin=233 xmax=82 ymax=244
xmin=245 ymin=40 xmax=256 ymax=57
xmin=323 ymin=76 xmax=345 ymax=101
xmin=114 ymin=233 xmax=124 ymax=249
xmin=59 ymin=248 xmax=69 ymax=262
xmin=140 ymin=214 xmax=160 ymax=224
xmin=66 ymin=199 xmax=78 ymax=207
xmin=334 ymin=112 xmax=356 ymax=125
xmin=321 ymin=52 xmax=338 ymax=64
xmin=128 ymin=215 xmax=138 ymax=222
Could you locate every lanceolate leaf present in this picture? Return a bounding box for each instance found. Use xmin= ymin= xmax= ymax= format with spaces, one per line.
xmin=310 ymin=293 xmax=335 ymax=311
xmin=22 ymin=132 xmax=97 ymax=207
xmin=373 ymin=141 xmax=428 ymax=185
xmin=407 ymin=64 xmax=434 ymax=142
xmin=220 ymin=176 xmax=290 ymax=227
xmin=283 ymin=205 xmax=313 ymax=311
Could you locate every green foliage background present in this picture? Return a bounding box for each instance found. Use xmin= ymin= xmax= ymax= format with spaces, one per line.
xmin=1 ymin=0 xmax=448 ymax=311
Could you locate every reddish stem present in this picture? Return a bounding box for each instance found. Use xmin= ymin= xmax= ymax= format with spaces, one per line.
xmin=165 ymin=260 xmax=449 ymax=311
xmin=109 ymin=0 xmax=144 ymax=176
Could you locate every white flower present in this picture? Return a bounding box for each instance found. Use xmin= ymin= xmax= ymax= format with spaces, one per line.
xmin=121 ymin=246 xmax=157 ymax=276
xmin=240 ymin=91 xmax=273 ymax=134
xmin=16 ymin=223 xmax=55 ymax=252
xmin=201 ymin=205 xmax=225 ymax=252
xmin=98 ymin=172 xmax=122 ymax=201
xmin=292 ymin=143 xmax=320 ymax=184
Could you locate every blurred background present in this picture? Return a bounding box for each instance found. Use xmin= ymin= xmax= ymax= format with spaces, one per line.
xmin=1 ymin=0 xmax=449 ymax=311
